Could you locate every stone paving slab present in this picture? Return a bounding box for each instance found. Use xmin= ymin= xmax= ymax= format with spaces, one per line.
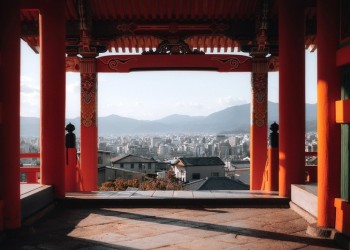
xmin=65 ymin=190 xmax=286 ymax=200
xmin=152 ymin=190 xmax=174 ymax=198
xmin=173 ymin=191 xmax=194 ymax=198
xmin=110 ymin=191 xmax=136 ymax=198
xmin=1 ymin=207 xmax=341 ymax=249
xmin=20 ymin=184 xmax=52 ymax=199
xmin=131 ymin=191 xmax=156 ymax=198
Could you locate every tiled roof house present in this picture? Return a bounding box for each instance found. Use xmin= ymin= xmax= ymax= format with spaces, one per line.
xmin=171 ymin=157 xmax=225 ymax=182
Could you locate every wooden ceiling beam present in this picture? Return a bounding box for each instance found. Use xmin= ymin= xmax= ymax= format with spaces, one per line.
xmin=150 ymin=0 xmax=157 ymax=20
xmin=108 ymin=1 xmax=117 ymax=19
xmin=132 ymin=0 xmax=141 ymax=20
xmin=159 ymin=0 xmax=165 ymax=20
xmin=175 ymin=0 xmax=181 ymax=20
xmin=184 ymin=0 xmax=191 ymax=20
xmin=123 ymin=0 xmax=132 ymax=20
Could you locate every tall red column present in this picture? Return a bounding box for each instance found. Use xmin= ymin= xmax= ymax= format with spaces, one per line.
xmin=40 ymin=1 xmax=66 ymax=198
xmin=79 ymin=57 xmax=98 ymax=191
xmin=0 ymin=0 xmax=21 ymax=229
xmin=250 ymin=58 xmax=268 ymax=190
xmin=278 ymin=0 xmax=305 ymax=197
xmin=317 ymin=0 xmax=341 ymax=228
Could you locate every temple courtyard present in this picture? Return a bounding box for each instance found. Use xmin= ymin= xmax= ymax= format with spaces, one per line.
xmin=1 ymin=206 xmax=341 ymax=249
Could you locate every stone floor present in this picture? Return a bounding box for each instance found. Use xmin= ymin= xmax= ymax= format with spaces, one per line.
xmin=1 ymin=206 xmax=341 ymax=249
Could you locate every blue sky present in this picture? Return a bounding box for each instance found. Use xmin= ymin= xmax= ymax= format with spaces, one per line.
xmin=20 ymin=40 xmax=317 ymax=120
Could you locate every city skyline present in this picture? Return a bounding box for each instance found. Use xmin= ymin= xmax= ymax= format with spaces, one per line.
xmin=20 ymin=40 xmax=317 ymax=120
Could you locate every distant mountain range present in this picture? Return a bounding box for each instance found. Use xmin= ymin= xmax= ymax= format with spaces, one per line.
xmin=20 ymin=102 xmax=317 ymax=137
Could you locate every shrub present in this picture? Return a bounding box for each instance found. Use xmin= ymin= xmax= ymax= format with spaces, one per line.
xmin=99 ymin=172 xmax=183 ymax=191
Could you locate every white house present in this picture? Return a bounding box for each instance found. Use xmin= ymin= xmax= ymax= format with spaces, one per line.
xmin=110 ymin=154 xmax=157 ymax=174
xmin=171 ymin=157 xmax=225 ymax=182
xmin=98 ymin=150 xmax=112 ymax=168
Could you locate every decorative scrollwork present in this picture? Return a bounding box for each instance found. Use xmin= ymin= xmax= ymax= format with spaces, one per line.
xmin=81 ymin=73 xmax=96 ymax=104
xmin=211 ymin=57 xmax=249 ymax=70
xmin=81 ymin=105 xmax=96 ymax=128
xmin=116 ymin=23 xmax=136 ymax=34
xmin=81 ymin=72 xmax=97 ymax=128
xmin=105 ymin=58 xmax=137 ymax=71
xmin=66 ymin=57 xmax=80 ymax=72
xmin=142 ymin=40 xmax=204 ymax=55
xmin=252 ymin=73 xmax=268 ymax=127
xmin=268 ymin=56 xmax=279 ymax=71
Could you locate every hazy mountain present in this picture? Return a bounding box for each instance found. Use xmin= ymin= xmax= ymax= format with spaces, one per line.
xmin=20 ymin=117 xmax=40 ymax=137
xmin=20 ymin=102 xmax=317 ymax=136
xmin=157 ymin=114 xmax=205 ymax=124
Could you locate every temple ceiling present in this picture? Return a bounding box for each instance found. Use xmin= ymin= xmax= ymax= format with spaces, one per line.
xmin=19 ymin=0 xmax=317 ymax=55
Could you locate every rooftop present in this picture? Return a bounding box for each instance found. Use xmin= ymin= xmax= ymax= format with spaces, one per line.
xmin=111 ymin=154 xmax=157 ymax=164
xmin=184 ymin=177 xmax=249 ymax=191
xmin=175 ymin=157 xmax=225 ymax=167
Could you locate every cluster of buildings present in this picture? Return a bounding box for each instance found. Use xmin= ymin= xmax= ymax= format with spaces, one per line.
xmin=305 ymin=132 xmax=318 ymax=152
xmin=95 ymin=134 xmax=250 ymax=162
xmin=93 ymin=134 xmax=252 ymax=187
xmin=97 ymin=152 xmax=248 ymax=191
xmin=20 ymin=132 xmax=318 ymax=188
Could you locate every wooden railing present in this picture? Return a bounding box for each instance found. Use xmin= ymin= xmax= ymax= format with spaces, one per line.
xmin=20 ymin=153 xmax=40 ymax=184
xmin=305 ymin=151 xmax=317 ymax=183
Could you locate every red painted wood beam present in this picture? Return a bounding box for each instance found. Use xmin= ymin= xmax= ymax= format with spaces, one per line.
xmin=317 ymin=0 xmax=341 ymax=228
xmin=79 ymin=58 xmax=98 ymax=191
xmin=20 ymin=153 xmax=40 ymax=159
xmin=97 ymin=54 xmax=252 ymax=72
xmin=0 ymin=0 xmax=21 ymax=229
xmin=40 ymin=0 xmax=66 ymax=198
xmin=20 ymin=0 xmax=44 ymax=10
xmin=278 ymin=0 xmax=306 ymax=198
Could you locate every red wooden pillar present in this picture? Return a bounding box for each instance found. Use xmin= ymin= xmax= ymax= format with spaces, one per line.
xmin=278 ymin=0 xmax=305 ymax=197
xmin=250 ymin=58 xmax=268 ymax=190
xmin=317 ymin=0 xmax=341 ymax=228
xmin=79 ymin=57 xmax=98 ymax=191
xmin=0 ymin=0 xmax=21 ymax=229
xmin=39 ymin=0 xmax=66 ymax=198
xmin=65 ymin=148 xmax=78 ymax=192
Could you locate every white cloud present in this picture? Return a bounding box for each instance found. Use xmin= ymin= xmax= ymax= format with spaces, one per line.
xmin=174 ymin=102 xmax=203 ymax=109
xmin=66 ymin=81 xmax=80 ymax=94
xmin=20 ymin=75 xmax=39 ymax=93
xmin=20 ymin=92 xmax=40 ymax=117
xmin=133 ymin=101 xmax=143 ymax=107
xmin=217 ymin=96 xmax=248 ymax=107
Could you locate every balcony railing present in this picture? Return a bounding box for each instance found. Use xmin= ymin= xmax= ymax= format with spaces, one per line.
xmin=305 ymin=151 xmax=317 ymax=183
xmin=20 ymin=153 xmax=40 ymax=184
xmin=18 ymin=151 xmax=318 ymax=185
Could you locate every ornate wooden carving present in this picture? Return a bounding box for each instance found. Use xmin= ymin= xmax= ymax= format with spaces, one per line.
xmin=105 ymin=58 xmax=137 ymax=71
xmin=251 ymin=57 xmax=268 ymax=127
xmin=211 ymin=57 xmax=250 ymax=70
xmin=80 ymin=58 xmax=97 ymax=128
xmin=251 ymin=72 xmax=268 ymax=127
xmin=66 ymin=57 xmax=80 ymax=72
xmin=142 ymin=40 xmax=204 ymax=55
xmin=97 ymin=54 xmax=252 ymax=72
xmin=268 ymin=56 xmax=279 ymax=71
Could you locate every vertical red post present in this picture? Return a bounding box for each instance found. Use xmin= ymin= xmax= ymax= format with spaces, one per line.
xmin=317 ymin=0 xmax=341 ymax=228
xmin=26 ymin=172 xmax=38 ymax=183
xmin=0 ymin=201 xmax=3 ymax=231
xmin=250 ymin=59 xmax=268 ymax=190
xmin=39 ymin=0 xmax=66 ymax=198
xmin=266 ymin=147 xmax=279 ymax=191
xmin=65 ymin=148 xmax=78 ymax=192
xmin=0 ymin=0 xmax=21 ymax=229
xmin=79 ymin=57 xmax=98 ymax=191
xmin=278 ymin=0 xmax=305 ymax=197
